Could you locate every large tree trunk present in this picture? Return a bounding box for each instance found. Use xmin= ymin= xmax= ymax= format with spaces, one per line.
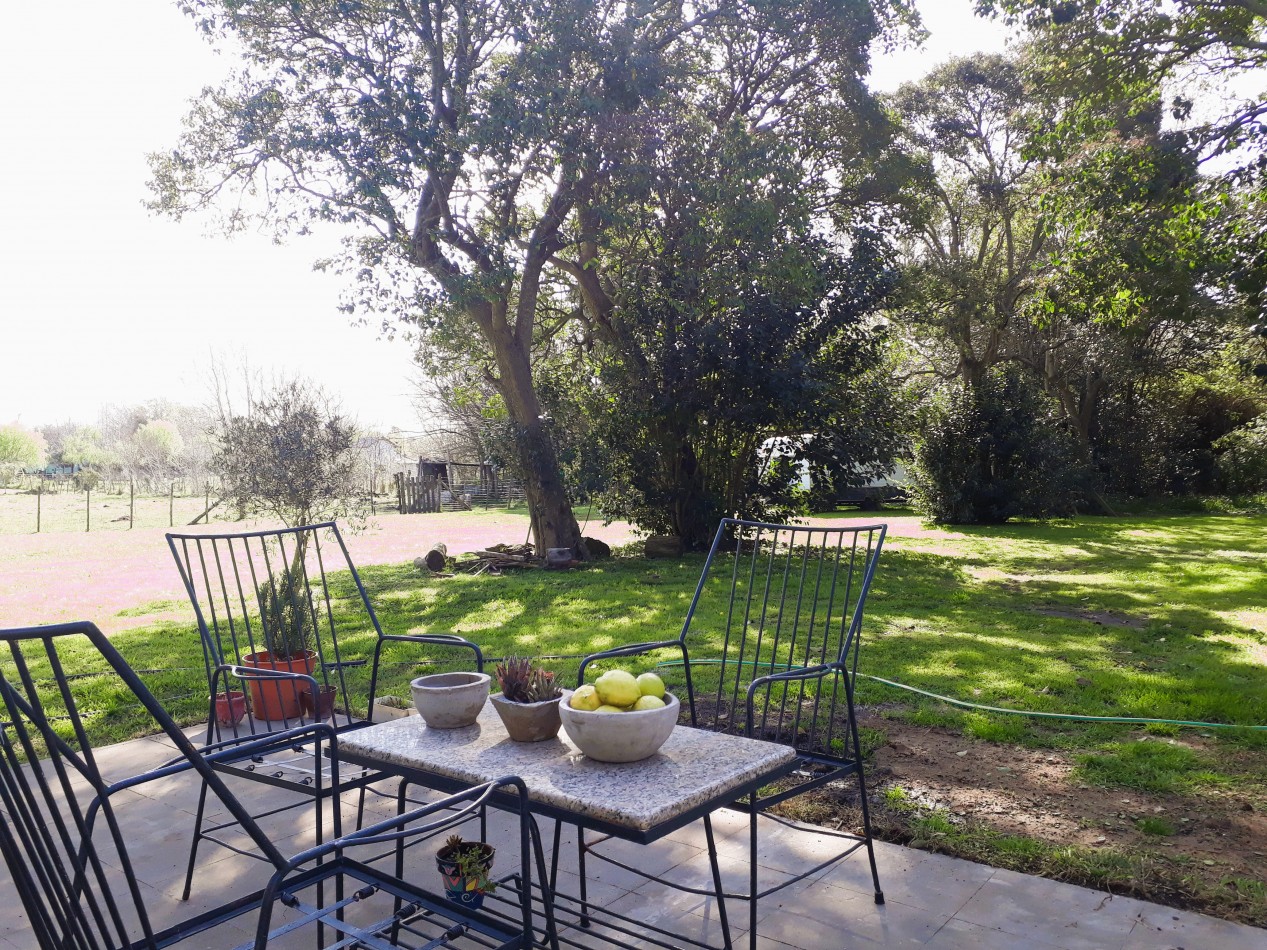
xmin=489 ymin=322 xmax=584 ymax=556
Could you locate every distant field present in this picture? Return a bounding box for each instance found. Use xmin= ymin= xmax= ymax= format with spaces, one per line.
xmin=0 ymin=486 xmax=241 ymax=535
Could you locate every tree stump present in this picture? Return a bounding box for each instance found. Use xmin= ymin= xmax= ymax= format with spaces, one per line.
xmin=422 ymin=542 xmax=448 ymax=572
xmin=581 ymin=536 xmax=612 ymax=560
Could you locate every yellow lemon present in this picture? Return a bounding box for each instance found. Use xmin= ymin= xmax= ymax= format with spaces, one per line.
xmin=594 ymin=704 xmax=625 ymax=713
xmin=569 ymin=684 xmax=601 ymax=711
xmin=636 ymin=672 xmax=666 ymax=698
xmin=594 ymin=669 xmax=641 ymax=707
xmin=633 ymin=695 xmax=666 ymax=711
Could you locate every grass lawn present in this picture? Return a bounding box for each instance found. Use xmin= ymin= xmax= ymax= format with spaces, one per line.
xmin=8 ymin=509 xmax=1267 ymax=922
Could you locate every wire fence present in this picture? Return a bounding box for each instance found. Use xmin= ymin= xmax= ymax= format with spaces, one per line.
xmin=0 ymin=484 xmax=404 ymax=535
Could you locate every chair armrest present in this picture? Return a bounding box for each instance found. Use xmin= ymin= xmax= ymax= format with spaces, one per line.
xmin=104 ymin=722 xmax=341 ymax=799
xmin=376 ymin=633 xmax=485 ymax=673
xmin=274 ymin=775 xmax=527 ymax=873
xmin=576 ymin=639 xmax=684 ymax=686
xmin=744 ymin=663 xmax=844 ymax=728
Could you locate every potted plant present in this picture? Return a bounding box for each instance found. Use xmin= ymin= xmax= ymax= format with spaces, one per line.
xmin=213 ymin=690 xmax=248 ymax=726
xmin=435 ymin=834 xmax=496 ymax=909
xmin=489 ymin=657 xmax=563 ymax=742
xmin=243 ymin=570 xmax=318 ymax=720
xmin=372 ymin=694 xmax=416 ymax=720
xmin=300 ymin=683 xmax=338 ymax=721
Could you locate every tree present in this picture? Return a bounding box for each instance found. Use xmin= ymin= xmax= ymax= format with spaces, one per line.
xmin=910 ymin=369 xmax=1087 ymax=524
xmin=577 ymin=115 xmax=896 ymax=547
xmin=980 ymin=0 xmax=1267 ymax=180
xmin=58 ymin=426 xmax=115 ymax=471
xmin=888 ymin=54 xmax=1048 ymax=391
xmin=213 ymin=378 xmax=362 ymax=528
xmin=130 ymin=420 xmax=186 ymax=486
xmin=0 ymin=423 xmax=47 ymax=479
xmin=149 ymin=0 xmax=912 ymax=555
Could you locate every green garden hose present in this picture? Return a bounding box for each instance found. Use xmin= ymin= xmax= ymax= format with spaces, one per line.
xmin=652 ymin=658 xmax=1267 ymax=732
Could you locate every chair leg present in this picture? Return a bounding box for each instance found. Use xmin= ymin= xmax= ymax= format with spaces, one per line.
xmin=180 ymin=780 xmax=211 ymax=901
xmin=530 ymin=817 xmax=561 ymax=950
xmin=749 ymin=791 xmax=759 ymax=947
xmin=577 ymin=825 xmax=590 ymax=928
xmin=846 ymin=692 xmax=884 ymax=905
xmin=701 ymin=813 xmax=733 ymax=950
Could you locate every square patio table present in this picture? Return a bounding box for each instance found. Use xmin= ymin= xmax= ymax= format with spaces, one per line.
xmin=337 ymin=701 xmax=800 ymax=950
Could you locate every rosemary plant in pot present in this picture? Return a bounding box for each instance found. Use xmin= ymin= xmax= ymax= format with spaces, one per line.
xmin=490 ymin=657 xmax=563 ymax=741
xmin=244 ymin=570 xmax=319 ymax=720
xmin=435 ymin=834 xmax=496 ymax=908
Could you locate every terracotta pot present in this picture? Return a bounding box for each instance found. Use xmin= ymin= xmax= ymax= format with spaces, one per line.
xmin=300 ymin=684 xmax=337 ymax=721
xmin=242 ymin=651 xmax=317 ymax=721
xmin=213 ymin=690 xmax=248 ymax=726
xmin=490 ymin=693 xmax=562 ymax=742
xmin=436 ymin=842 xmax=495 ymax=910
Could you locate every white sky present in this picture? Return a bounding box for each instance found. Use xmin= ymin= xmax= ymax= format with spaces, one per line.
xmin=0 ymin=0 xmax=1009 ymax=432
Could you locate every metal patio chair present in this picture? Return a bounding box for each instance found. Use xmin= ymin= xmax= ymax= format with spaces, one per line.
xmin=0 ymin=621 xmax=537 ymax=950
xmin=577 ymin=518 xmax=888 ymax=909
xmin=166 ymin=521 xmax=484 ymax=900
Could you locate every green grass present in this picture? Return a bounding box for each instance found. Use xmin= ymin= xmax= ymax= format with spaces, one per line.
xmin=1073 ymin=740 xmax=1222 ymax=794
xmin=9 ymin=510 xmax=1267 ymax=759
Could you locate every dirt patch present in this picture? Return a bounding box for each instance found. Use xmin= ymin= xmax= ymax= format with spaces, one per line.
xmin=787 ymin=717 xmax=1267 ymax=924
xmin=1028 ymin=606 xmax=1149 ymax=629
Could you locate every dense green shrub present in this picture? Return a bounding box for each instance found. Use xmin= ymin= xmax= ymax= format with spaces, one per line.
xmin=911 ymin=370 xmax=1088 ymax=524
xmin=1215 ymin=417 xmax=1267 ymax=494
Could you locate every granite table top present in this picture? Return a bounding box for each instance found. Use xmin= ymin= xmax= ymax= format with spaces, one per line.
xmin=338 ymin=702 xmax=798 ymax=833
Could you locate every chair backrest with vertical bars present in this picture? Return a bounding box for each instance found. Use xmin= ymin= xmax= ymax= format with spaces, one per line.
xmin=676 ymin=519 xmax=886 ymax=762
xmin=167 ymin=522 xmax=385 ymax=736
xmin=0 ymin=622 xmax=280 ymax=950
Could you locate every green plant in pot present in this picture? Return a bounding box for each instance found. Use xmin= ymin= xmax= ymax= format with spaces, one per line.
xmin=490 ymin=657 xmax=563 ymax=742
xmin=435 ymin=834 xmax=495 ymax=908
xmin=244 ymin=569 xmax=320 ymax=721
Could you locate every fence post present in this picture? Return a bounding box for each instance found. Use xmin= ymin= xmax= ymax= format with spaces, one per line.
xmin=129 ymin=479 xmax=135 ymax=530
xmin=36 ymin=480 xmax=41 ymax=533
xmin=170 ymin=482 xmax=174 ymax=527
xmin=86 ymin=487 xmax=91 ymax=532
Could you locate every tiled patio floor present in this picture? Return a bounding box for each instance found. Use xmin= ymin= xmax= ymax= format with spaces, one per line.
xmin=3 ymin=732 xmax=1264 ymax=950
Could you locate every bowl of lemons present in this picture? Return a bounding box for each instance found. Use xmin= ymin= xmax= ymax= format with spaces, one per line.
xmin=558 ymin=669 xmax=679 ymax=763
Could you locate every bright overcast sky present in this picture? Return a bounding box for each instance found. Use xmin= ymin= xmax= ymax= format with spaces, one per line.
xmin=0 ymin=0 xmax=1009 ymax=432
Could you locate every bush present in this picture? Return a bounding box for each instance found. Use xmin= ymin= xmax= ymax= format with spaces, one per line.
xmin=911 ymin=369 xmax=1088 ymax=524
xmin=1215 ymin=417 xmax=1267 ymax=495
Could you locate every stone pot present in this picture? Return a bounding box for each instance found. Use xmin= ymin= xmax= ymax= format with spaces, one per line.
xmin=558 ymin=690 xmax=679 ymax=763
xmin=410 ymin=672 xmax=490 ymax=728
xmin=372 ymin=696 xmax=417 ymax=721
xmin=490 ymin=693 xmax=563 ymax=742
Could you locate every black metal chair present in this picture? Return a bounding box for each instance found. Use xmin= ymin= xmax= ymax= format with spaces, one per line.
xmin=166 ymin=521 xmax=485 ymax=900
xmin=577 ymin=518 xmax=888 ymax=918
xmin=0 ymin=621 xmax=536 ymax=950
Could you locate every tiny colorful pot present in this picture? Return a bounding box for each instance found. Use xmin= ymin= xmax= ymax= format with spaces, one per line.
xmin=435 ymin=843 xmax=495 ymax=910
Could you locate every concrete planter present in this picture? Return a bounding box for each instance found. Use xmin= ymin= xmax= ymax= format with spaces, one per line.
xmin=410 ymin=672 xmax=490 ymax=728
xmin=489 ymin=693 xmax=562 ymax=742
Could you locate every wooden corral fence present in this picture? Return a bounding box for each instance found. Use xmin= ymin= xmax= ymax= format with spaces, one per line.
xmin=394 ymin=473 xmax=441 ymax=514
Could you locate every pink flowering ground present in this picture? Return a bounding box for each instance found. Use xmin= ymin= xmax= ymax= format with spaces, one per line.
xmin=0 ymin=506 xmax=939 ymax=635
xmin=0 ymin=510 xmax=638 ymax=635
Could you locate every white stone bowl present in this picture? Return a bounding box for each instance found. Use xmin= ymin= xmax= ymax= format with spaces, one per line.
xmin=558 ymin=690 xmax=679 ymax=763
xmin=411 ymin=672 xmax=490 ymax=728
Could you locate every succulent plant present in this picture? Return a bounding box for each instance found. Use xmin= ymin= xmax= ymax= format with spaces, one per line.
xmin=495 ymin=656 xmax=561 ymax=704
xmin=436 ymin=834 xmax=495 ymax=893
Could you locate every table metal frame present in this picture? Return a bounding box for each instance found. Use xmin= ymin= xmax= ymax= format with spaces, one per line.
xmin=338 ymin=725 xmax=799 ymax=950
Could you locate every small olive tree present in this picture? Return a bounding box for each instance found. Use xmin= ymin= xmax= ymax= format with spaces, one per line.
xmin=213 ymin=379 xmax=363 ymax=528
